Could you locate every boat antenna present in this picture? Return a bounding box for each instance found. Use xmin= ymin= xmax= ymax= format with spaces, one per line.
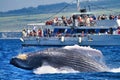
xmin=76 ymin=0 xmax=80 ymax=11
xmin=87 ymin=0 xmax=91 ymax=12
xmin=88 ymin=4 xmax=91 ymax=11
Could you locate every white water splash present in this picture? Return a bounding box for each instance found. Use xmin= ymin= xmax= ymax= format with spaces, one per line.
xmin=33 ymin=65 xmax=120 ymax=74
xmin=110 ymin=67 xmax=120 ymax=73
xmin=63 ymin=45 xmax=99 ymax=52
xmin=33 ymin=65 xmax=78 ymax=74
xmin=63 ymin=45 xmax=103 ymax=62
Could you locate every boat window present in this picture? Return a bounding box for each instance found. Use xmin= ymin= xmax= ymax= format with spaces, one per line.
xmin=58 ymin=29 xmax=65 ymax=33
xmin=66 ymin=29 xmax=71 ymax=33
xmin=76 ymin=29 xmax=86 ymax=33
xmin=53 ymin=28 xmax=65 ymax=33
xmin=65 ymin=29 xmax=76 ymax=34
xmin=99 ymin=29 xmax=107 ymax=33
xmin=53 ymin=29 xmax=59 ymax=33
xmin=87 ymin=29 xmax=95 ymax=34
xmin=95 ymin=29 xmax=100 ymax=33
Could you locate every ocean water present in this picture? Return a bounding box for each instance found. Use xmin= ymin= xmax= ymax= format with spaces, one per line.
xmin=0 ymin=32 xmax=22 ymax=39
xmin=0 ymin=39 xmax=120 ymax=80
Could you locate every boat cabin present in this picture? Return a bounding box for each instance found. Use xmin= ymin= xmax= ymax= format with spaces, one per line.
xmin=52 ymin=27 xmax=115 ymax=37
xmin=22 ymin=25 xmax=118 ymax=38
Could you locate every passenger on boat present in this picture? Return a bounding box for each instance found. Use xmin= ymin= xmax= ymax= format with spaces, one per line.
xmin=81 ymin=31 xmax=84 ymax=37
xmin=43 ymin=28 xmax=52 ymax=37
xmin=47 ymin=29 xmax=51 ymax=37
xmin=89 ymin=16 xmax=96 ymax=26
xmin=27 ymin=29 xmax=30 ymax=36
xmin=84 ymin=15 xmax=90 ymax=26
xmin=77 ymin=16 xmax=84 ymax=26
xmin=67 ymin=17 xmax=72 ymax=25
xmin=101 ymin=14 xmax=107 ymax=20
xmin=118 ymin=15 xmax=120 ymax=19
xmin=32 ymin=30 xmax=37 ymax=36
xmin=72 ymin=15 xmax=77 ymax=27
xmin=107 ymin=28 xmax=113 ymax=34
xmin=53 ymin=17 xmax=59 ymax=26
xmin=22 ymin=29 xmax=27 ymax=37
xmin=56 ymin=31 xmax=62 ymax=37
xmin=109 ymin=15 xmax=115 ymax=20
xmin=57 ymin=18 xmax=63 ymax=26
xmin=33 ymin=26 xmax=36 ymax=31
xmin=46 ymin=20 xmax=53 ymax=25
xmin=29 ymin=31 xmax=33 ymax=36
xmin=117 ymin=27 xmax=120 ymax=34
xmin=61 ymin=16 xmax=68 ymax=26
xmin=97 ymin=15 xmax=102 ymax=20
xmin=43 ymin=28 xmax=47 ymax=37
xmin=91 ymin=15 xmax=96 ymax=20
xmin=38 ymin=28 xmax=42 ymax=37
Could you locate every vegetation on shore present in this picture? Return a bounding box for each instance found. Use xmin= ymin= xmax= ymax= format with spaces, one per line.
xmin=0 ymin=1 xmax=120 ymax=32
xmin=0 ymin=9 xmax=120 ymax=32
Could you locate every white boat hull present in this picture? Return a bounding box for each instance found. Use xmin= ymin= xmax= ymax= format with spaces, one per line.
xmin=21 ymin=35 xmax=120 ymax=46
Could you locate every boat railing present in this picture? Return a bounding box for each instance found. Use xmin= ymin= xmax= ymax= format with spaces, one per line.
xmin=21 ymin=31 xmax=120 ymax=40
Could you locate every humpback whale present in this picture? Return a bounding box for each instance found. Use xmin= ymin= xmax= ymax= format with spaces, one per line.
xmin=10 ymin=45 xmax=108 ymax=72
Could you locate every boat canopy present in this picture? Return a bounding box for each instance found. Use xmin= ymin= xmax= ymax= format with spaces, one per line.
xmin=96 ymin=20 xmax=119 ymax=28
xmin=27 ymin=23 xmax=45 ymax=26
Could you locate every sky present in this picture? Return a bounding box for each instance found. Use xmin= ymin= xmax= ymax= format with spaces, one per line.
xmin=0 ymin=0 xmax=99 ymax=12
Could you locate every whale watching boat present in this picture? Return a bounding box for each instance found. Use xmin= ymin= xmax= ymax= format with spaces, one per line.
xmin=20 ymin=0 xmax=120 ymax=46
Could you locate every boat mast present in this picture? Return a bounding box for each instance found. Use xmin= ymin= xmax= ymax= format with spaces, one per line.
xmin=76 ymin=0 xmax=80 ymax=11
xmin=87 ymin=0 xmax=91 ymax=11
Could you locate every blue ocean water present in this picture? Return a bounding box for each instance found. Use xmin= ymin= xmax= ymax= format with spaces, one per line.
xmin=0 ymin=39 xmax=120 ymax=80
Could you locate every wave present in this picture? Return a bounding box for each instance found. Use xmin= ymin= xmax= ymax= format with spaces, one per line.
xmin=33 ymin=66 xmax=120 ymax=74
xmin=0 ymin=32 xmax=22 ymax=39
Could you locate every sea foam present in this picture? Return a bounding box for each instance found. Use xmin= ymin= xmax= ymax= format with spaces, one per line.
xmin=33 ymin=66 xmax=120 ymax=74
xmin=110 ymin=67 xmax=120 ymax=73
xmin=33 ymin=65 xmax=79 ymax=74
